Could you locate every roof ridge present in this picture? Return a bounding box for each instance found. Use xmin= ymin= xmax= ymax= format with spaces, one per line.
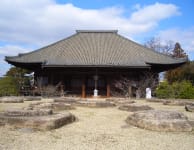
xmin=76 ymin=30 xmax=118 ymax=33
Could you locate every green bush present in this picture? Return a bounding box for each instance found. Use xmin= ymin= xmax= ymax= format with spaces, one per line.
xmin=173 ymin=81 xmax=194 ymax=99
xmin=155 ymin=81 xmax=174 ymax=98
xmin=0 ymin=76 xmax=19 ymax=96
xmin=156 ymin=80 xmax=194 ymax=99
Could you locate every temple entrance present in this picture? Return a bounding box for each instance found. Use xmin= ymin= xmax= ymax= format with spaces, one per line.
xmin=86 ymin=77 xmax=106 ymax=97
xmin=57 ymin=75 xmax=108 ymax=98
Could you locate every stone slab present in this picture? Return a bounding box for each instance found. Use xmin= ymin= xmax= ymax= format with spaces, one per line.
xmin=23 ymin=96 xmax=41 ymax=101
xmin=185 ymin=104 xmax=194 ymax=112
xmin=126 ymin=110 xmax=192 ymax=132
xmin=75 ymin=101 xmax=116 ymax=108
xmin=0 ymin=96 xmax=24 ymax=103
xmin=3 ymin=109 xmax=53 ymax=117
xmin=119 ymin=104 xmax=153 ymax=112
xmin=0 ymin=112 xmax=76 ymax=130
xmin=28 ymin=102 xmax=75 ymax=110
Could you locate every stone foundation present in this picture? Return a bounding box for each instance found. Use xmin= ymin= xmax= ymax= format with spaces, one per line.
xmin=126 ymin=110 xmax=192 ymax=132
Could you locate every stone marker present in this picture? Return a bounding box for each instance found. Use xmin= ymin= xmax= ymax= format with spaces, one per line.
xmin=126 ymin=110 xmax=192 ymax=132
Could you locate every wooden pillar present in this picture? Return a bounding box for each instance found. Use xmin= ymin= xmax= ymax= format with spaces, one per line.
xmin=50 ymin=72 xmax=53 ymax=85
xmin=81 ymin=78 xmax=86 ymax=98
xmin=106 ymin=79 xmax=110 ymax=97
xmin=128 ymin=86 xmax=132 ymax=98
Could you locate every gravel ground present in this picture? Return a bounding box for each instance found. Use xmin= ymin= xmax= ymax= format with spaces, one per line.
xmin=0 ymin=99 xmax=194 ymax=150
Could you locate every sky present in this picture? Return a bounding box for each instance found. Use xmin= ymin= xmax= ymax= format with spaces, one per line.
xmin=0 ymin=0 xmax=194 ymax=76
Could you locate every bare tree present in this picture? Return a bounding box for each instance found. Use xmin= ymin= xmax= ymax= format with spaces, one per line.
xmin=144 ymin=37 xmax=174 ymax=55
xmin=137 ymin=71 xmax=159 ymax=98
xmin=35 ymin=77 xmax=60 ymax=97
xmin=111 ymin=76 xmax=134 ymax=97
xmin=111 ymin=71 xmax=158 ymax=98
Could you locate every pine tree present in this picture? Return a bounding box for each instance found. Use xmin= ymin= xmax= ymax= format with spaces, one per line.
xmin=165 ymin=42 xmax=189 ymax=84
xmin=172 ymin=42 xmax=187 ymax=58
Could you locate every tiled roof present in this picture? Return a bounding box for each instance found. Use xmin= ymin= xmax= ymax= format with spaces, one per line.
xmin=5 ymin=30 xmax=186 ymax=68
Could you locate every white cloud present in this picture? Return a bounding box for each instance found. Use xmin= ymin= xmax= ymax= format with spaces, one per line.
xmin=158 ymin=27 xmax=194 ymax=52
xmin=130 ymin=3 xmax=180 ymax=24
xmin=0 ymin=45 xmax=32 ymax=56
xmin=0 ymin=1 xmax=180 ymax=46
xmin=0 ymin=45 xmax=32 ymax=76
xmin=0 ymin=0 xmax=181 ymax=76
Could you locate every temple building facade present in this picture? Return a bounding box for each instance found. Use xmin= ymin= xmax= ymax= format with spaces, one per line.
xmin=5 ymin=30 xmax=186 ymax=98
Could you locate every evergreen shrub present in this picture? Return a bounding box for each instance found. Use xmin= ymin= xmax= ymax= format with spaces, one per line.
xmin=156 ymin=80 xmax=194 ymax=99
xmin=0 ymin=76 xmax=19 ymax=96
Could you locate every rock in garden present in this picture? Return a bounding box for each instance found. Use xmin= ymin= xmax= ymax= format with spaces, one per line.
xmin=51 ymin=102 xmax=75 ymax=110
xmin=106 ymin=98 xmax=135 ymax=104
xmin=118 ymin=104 xmax=153 ymax=112
xmin=0 ymin=96 xmax=24 ymax=103
xmin=54 ymin=97 xmax=79 ymax=104
xmin=163 ymin=100 xmax=194 ymax=106
xmin=185 ymin=104 xmax=194 ymax=112
xmin=23 ymin=96 xmax=41 ymax=101
xmin=146 ymin=99 xmax=169 ymax=103
xmin=106 ymin=97 xmax=130 ymax=102
xmin=28 ymin=102 xmax=75 ymax=110
xmin=126 ymin=110 xmax=192 ymax=132
xmin=76 ymin=100 xmax=116 ymax=108
xmin=114 ymin=100 xmax=135 ymax=105
xmin=0 ymin=112 xmax=76 ymax=130
xmin=4 ymin=109 xmax=53 ymax=116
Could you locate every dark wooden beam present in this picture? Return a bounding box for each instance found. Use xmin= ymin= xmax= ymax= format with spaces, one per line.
xmin=82 ymin=78 xmax=86 ymax=98
xmin=106 ymin=79 xmax=110 ymax=97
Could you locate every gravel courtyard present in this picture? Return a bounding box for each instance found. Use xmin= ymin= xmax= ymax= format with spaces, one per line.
xmin=0 ymin=99 xmax=194 ymax=150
